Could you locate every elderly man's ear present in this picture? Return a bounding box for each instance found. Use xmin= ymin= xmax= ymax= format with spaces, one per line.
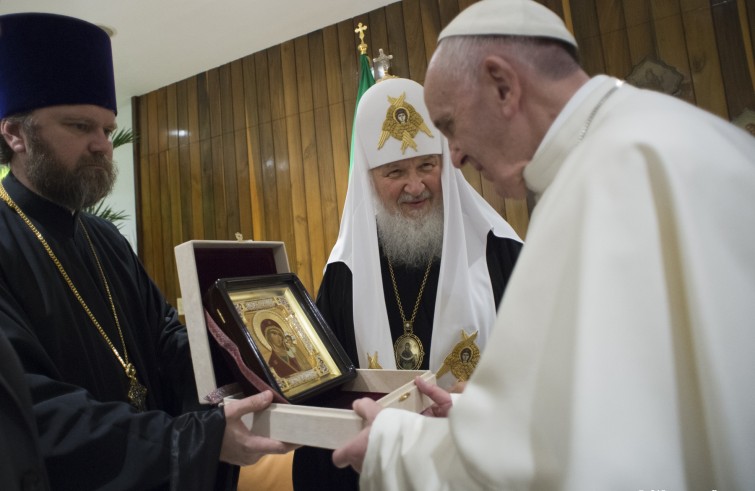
xmin=482 ymin=55 xmax=521 ymax=118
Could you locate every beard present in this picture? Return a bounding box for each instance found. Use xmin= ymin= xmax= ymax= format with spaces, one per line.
xmin=24 ymin=125 xmax=117 ymax=210
xmin=375 ymin=190 xmax=444 ymax=268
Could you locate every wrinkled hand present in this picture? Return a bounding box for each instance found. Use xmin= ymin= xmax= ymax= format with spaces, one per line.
xmin=220 ymin=391 xmax=297 ymax=466
xmin=416 ymin=376 xmax=453 ymax=418
xmin=332 ymin=397 xmax=384 ymax=473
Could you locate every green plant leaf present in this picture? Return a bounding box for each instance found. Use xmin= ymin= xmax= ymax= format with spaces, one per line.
xmin=111 ymin=128 xmax=137 ymax=149
xmin=84 ymin=200 xmax=130 ymax=230
xmin=86 ymin=126 xmax=137 ymax=229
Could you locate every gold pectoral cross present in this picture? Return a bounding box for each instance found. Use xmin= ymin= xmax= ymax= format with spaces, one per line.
xmin=126 ymin=363 xmax=148 ymax=412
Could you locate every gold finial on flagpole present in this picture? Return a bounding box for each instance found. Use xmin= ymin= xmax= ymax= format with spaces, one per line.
xmin=355 ymin=22 xmax=368 ymax=55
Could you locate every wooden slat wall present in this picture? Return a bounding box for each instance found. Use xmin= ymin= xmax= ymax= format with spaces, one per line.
xmin=134 ymin=0 xmax=754 ymax=305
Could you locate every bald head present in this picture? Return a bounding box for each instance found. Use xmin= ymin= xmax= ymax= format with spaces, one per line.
xmin=428 ymin=35 xmax=580 ymax=93
xmin=424 ymin=34 xmax=588 ymax=198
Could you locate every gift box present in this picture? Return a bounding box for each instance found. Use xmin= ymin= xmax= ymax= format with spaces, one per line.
xmin=239 ymin=368 xmax=435 ymax=449
xmin=175 ymin=239 xmax=435 ymax=448
xmin=204 ymin=273 xmax=357 ymax=404
xmin=175 ymin=239 xmax=291 ymax=401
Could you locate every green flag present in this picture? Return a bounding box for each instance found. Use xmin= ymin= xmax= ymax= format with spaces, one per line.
xmin=349 ymin=53 xmax=376 ymax=174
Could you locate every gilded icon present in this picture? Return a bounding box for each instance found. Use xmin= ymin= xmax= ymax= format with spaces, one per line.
xmin=206 ymin=274 xmax=356 ymax=402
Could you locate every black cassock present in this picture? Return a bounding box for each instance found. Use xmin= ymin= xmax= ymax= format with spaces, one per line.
xmin=293 ymin=232 xmax=522 ymax=490
xmin=0 ymin=320 xmax=49 ymax=491
xmin=0 ymin=174 xmax=236 ymax=490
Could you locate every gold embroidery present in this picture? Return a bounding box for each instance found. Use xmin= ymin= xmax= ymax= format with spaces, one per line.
xmin=377 ymin=91 xmax=434 ymax=154
xmin=435 ymin=330 xmax=481 ymax=382
xmin=367 ymin=351 xmax=383 ymax=369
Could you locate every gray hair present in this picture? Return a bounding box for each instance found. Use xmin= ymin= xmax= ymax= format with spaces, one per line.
xmin=429 ymin=35 xmax=580 ymax=89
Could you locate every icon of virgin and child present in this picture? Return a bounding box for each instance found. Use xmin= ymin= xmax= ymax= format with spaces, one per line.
xmin=257 ymin=316 xmax=313 ymax=378
xmin=243 ymin=305 xmax=340 ymax=397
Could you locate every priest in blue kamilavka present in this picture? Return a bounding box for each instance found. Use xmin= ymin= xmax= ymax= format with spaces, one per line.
xmin=0 ymin=12 xmax=291 ymax=490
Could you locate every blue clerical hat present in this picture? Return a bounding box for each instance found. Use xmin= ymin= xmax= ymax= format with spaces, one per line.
xmin=0 ymin=13 xmax=117 ymax=119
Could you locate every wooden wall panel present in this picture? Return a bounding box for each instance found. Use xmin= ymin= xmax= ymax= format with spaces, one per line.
xmin=622 ymin=0 xmax=654 ymax=66
xmin=651 ymin=1 xmax=696 ymax=103
xmin=281 ymin=39 xmax=313 ymax=291
xmin=166 ymin=147 xmax=182 ymax=299
xmin=295 ymin=35 xmax=328 ymax=291
xmin=747 ymin=0 xmax=755 ymax=81
xmin=457 ymin=0 xmax=477 ymax=11
xmin=269 ymin=45 xmax=297 ymax=266
xmin=254 ymin=51 xmax=281 ymax=243
xmin=157 ymin=150 xmax=172 ymax=288
xmin=133 ymin=0 xmax=752 ymax=306
xmin=241 ymin=57 xmax=264 ymax=242
xmin=323 ymin=26 xmax=350 ymax=220
xmin=403 ymin=0 xmax=429 ymax=81
xmin=385 ymin=3 xmax=411 ymax=78
xmin=309 ymin=30 xmax=342 ymax=273
xmin=711 ymin=0 xmax=755 ymax=119
xmin=542 ymin=0 xmax=566 ymax=19
xmin=682 ymin=0 xmax=728 ymax=118
xmin=572 ymin=0 xmax=607 ymax=74
xmin=231 ymin=61 xmax=253 ymax=241
xmin=595 ymin=0 xmax=632 ymax=77
xmin=419 ymin=0 xmax=442 ymax=64
xmin=133 ymin=96 xmax=149 ymax=272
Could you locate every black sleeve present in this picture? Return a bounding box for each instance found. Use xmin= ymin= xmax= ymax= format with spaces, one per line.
xmin=486 ymin=231 xmax=523 ymax=307
xmin=293 ymin=262 xmax=360 ymax=491
xmin=0 ymin=322 xmax=49 ymax=491
xmin=314 ymin=262 xmax=358 ymax=367
xmin=27 ymin=371 xmax=230 ymax=491
xmin=0 ymin=282 xmax=233 ymax=491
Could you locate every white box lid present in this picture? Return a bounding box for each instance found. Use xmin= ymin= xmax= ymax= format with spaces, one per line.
xmin=175 ymin=239 xmax=290 ymax=403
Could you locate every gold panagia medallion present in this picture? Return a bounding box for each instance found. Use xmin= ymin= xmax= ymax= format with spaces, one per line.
xmin=394 ymin=331 xmax=424 ymax=370
xmin=387 ymin=258 xmax=432 ymax=371
xmin=435 ymin=330 xmax=481 ymax=382
xmin=377 ymin=91 xmax=434 ymax=154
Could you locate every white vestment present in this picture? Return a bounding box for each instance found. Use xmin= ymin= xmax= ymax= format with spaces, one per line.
xmin=361 ymin=76 xmax=755 ymax=490
xmin=328 ymin=78 xmax=521 ymax=381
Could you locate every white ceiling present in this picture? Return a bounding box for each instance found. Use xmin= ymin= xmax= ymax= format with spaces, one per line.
xmin=0 ymin=0 xmax=399 ymax=109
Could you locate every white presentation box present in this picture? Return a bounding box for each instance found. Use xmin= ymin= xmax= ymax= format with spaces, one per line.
xmin=175 ymin=239 xmax=435 ymax=448
xmin=239 ymin=369 xmax=435 ymax=449
xmin=175 ymin=239 xmax=291 ymax=402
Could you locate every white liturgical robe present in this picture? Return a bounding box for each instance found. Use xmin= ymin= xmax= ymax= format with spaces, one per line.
xmin=360 ymin=76 xmax=755 ymax=490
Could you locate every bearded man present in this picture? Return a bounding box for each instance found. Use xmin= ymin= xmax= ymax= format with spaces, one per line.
xmin=0 ymin=13 xmax=291 ymax=490
xmin=293 ymin=77 xmax=522 ymax=490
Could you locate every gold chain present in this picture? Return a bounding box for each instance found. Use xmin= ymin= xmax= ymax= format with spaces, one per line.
xmin=387 ymin=257 xmax=434 ymax=328
xmin=0 ymin=180 xmax=147 ymax=411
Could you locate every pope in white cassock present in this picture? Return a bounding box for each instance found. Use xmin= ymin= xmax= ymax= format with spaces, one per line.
xmin=332 ymin=0 xmax=755 ymax=489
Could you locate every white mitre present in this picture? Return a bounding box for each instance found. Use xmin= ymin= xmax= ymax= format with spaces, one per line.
xmin=327 ymin=77 xmax=521 ymax=386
